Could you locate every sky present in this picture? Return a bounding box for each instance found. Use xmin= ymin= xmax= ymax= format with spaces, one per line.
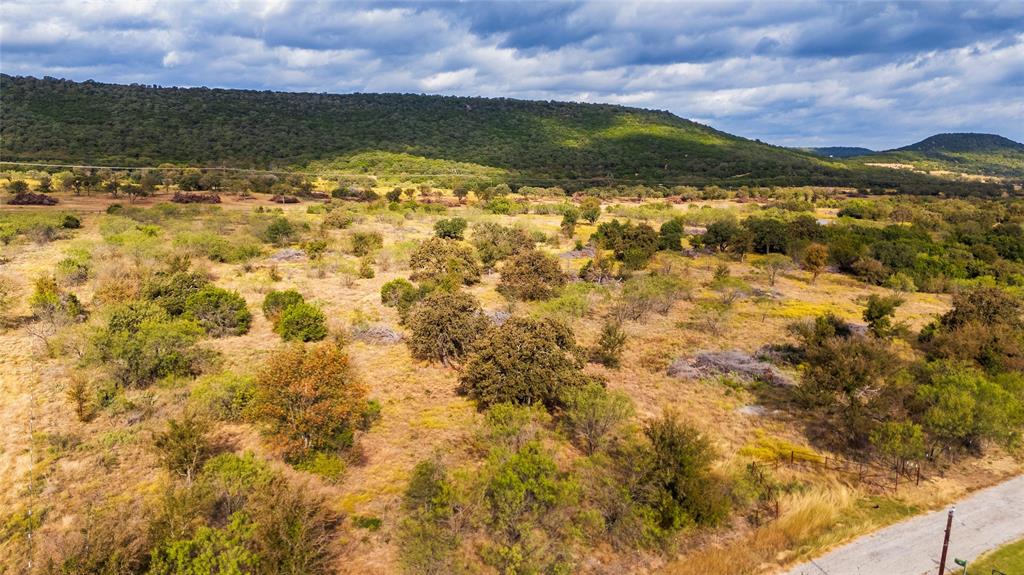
xmin=1 ymin=0 xmax=1022 ymax=149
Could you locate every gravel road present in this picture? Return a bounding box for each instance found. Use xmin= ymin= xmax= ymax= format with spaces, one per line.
xmin=779 ymin=474 xmax=1024 ymax=575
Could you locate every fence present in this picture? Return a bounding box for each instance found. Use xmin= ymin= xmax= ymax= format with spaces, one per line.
xmin=764 ymin=449 xmax=927 ymax=495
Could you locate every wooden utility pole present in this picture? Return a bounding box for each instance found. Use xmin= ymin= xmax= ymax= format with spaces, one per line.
xmin=938 ymin=506 xmax=955 ymax=574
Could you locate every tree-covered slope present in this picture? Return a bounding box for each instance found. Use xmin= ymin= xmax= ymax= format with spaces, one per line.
xmin=0 ymin=74 xmax=848 ymax=185
xmin=0 ymin=75 xmax=1016 ymax=191
xmin=799 ymin=146 xmax=875 ymax=158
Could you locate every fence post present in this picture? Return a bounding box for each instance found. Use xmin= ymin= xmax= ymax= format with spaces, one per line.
xmin=916 ymin=465 xmax=921 ymax=486
xmin=790 ymin=450 xmax=795 ymax=465
xmin=894 ymin=469 xmax=899 ymax=493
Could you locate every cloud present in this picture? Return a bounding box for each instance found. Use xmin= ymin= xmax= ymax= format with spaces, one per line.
xmin=0 ymin=0 xmax=1021 ymax=148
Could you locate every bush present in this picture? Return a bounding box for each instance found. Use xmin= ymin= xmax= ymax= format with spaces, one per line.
xmin=56 ymin=255 xmax=90 ymax=285
xmin=923 ymin=287 xmax=1023 ymax=371
xmin=471 ymin=222 xmax=534 ymax=270
xmin=249 ymin=342 xmax=367 ymax=461
xmin=144 ymin=271 xmax=211 ymax=316
xmin=592 ymin=220 xmax=659 ymax=270
xmin=497 ymin=249 xmax=566 ymax=301
xmin=580 ymin=197 xmax=601 ymax=224
xmin=264 ymin=217 xmax=296 ymax=245
xmin=560 ymin=383 xmax=633 ymax=454
xmin=591 ymin=319 xmax=627 ymax=367
xmin=408 ymin=237 xmax=481 ymax=285
xmin=262 ymin=289 xmax=305 ymax=322
xmin=189 ymin=372 xmax=255 ymax=421
xmin=658 ymin=218 xmax=684 ymax=251
xmin=153 ymin=415 xmax=212 ymax=483
xmin=274 ymin=302 xmax=328 ymax=342
xmin=184 ymin=286 xmax=253 ymax=337
xmin=94 ymin=301 xmax=207 ymax=387
xmin=406 ymin=291 xmax=489 ymax=365
xmin=434 ymin=217 xmax=467 ymax=240
xmin=638 ymin=410 xmax=730 ymax=532
xmin=350 ymin=231 xmax=383 ymax=256
xmin=614 ymin=274 xmax=690 ymax=322
xmin=459 ymin=316 xmax=591 ymax=410
xmin=379 ymin=278 xmax=420 ymax=322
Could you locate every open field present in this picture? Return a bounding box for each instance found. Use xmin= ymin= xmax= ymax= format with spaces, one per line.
xmin=1 ymin=185 xmax=1022 ymax=574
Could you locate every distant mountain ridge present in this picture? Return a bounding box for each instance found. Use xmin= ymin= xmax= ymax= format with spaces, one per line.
xmin=896 ymin=133 xmax=1024 ymax=154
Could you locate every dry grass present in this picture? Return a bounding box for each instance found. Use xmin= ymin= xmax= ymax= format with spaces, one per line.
xmin=0 ymin=192 xmax=1018 ymax=574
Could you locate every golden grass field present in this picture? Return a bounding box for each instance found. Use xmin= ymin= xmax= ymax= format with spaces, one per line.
xmin=1 ymin=189 xmax=1019 ymax=574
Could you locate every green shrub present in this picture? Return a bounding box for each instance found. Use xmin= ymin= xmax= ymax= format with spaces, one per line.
xmin=94 ymin=301 xmax=207 ymax=387
xmin=144 ymin=271 xmax=211 ymax=316
xmin=184 ymin=286 xmax=252 ymax=337
xmin=380 ymin=278 xmax=420 ymax=322
xmin=638 ymin=410 xmax=730 ymax=533
xmin=56 ymin=255 xmax=90 ymax=285
xmin=153 ymin=415 xmax=212 ymax=483
xmin=189 ymin=372 xmax=255 ymax=421
xmin=590 ymin=319 xmax=627 ymax=368
xmin=434 ymin=217 xmax=467 ymax=240
xmin=560 ymin=383 xmax=633 ymax=454
xmin=274 ymin=302 xmax=328 ymax=342
xmin=350 ymin=231 xmax=383 ymax=256
xmin=262 ymin=289 xmax=305 ymax=322
xmin=294 ymin=452 xmax=347 ymax=483
xmin=264 ymin=217 xmax=296 ymax=245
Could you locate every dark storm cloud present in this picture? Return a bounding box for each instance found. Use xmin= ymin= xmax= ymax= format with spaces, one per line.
xmin=0 ymin=0 xmax=1021 ymax=148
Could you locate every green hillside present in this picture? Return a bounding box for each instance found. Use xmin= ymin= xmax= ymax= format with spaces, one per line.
xmin=0 ymin=75 xmax=1015 ymax=192
xmin=854 ymin=133 xmax=1024 ymax=178
xmin=800 ymin=146 xmax=875 ymax=158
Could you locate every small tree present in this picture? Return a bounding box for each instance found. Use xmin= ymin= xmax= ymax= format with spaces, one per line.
xmin=275 ymin=302 xmax=328 ymax=342
xmin=153 ymin=415 xmax=211 ymax=483
xmin=184 ymin=286 xmax=253 ymax=337
xmin=638 ymin=410 xmax=730 ymax=531
xmin=409 ymin=237 xmax=481 ymax=285
xmin=560 ymin=206 xmax=580 ymax=238
xmin=95 ymin=301 xmax=206 ymax=387
xmin=386 ymin=187 xmax=403 ymax=203
xmin=249 ymin=342 xmax=366 ymax=461
xmin=862 ymin=294 xmax=903 ymax=338
xmin=560 ymin=383 xmax=634 ymax=454
xmin=380 ymin=278 xmax=421 ymax=323
xmin=580 ymin=197 xmax=601 ymax=224
xmin=265 ymin=217 xmax=296 ymax=245
xmin=800 ymin=243 xmax=829 ymax=283
xmin=406 ymin=291 xmax=489 ymax=366
xmin=591 ymin=319 xmax=627 ymax=368
xmin=658 ymin=218 xmax=684 ymax=251
xmin=497 ymin=249 xmax=566 ymax=301
xmin=754 ymin=254 xmax=792 ymax=287
xmin=458 ymin=316 xmax=590 ymax=410
xmin=434 ymin=218 xmax=468 ymax=240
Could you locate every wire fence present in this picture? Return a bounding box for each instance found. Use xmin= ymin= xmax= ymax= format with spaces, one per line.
xmin=763 ymin=449 xmax=927 ymax=495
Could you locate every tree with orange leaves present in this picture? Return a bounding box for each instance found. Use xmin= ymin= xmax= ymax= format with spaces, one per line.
xmin=250 ymin=342 xmax=366 ymax=461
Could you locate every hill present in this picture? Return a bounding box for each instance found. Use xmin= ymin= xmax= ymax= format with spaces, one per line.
xmin=852 ymin=133 xmax=1024 ymax=179
xmin=0 ymin=74 xmax=854 ymax=186
xmin=800 ymin=146 xmax=875 ymax=158
xmin=0 ymin=75 xmax=1014 ymax=193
